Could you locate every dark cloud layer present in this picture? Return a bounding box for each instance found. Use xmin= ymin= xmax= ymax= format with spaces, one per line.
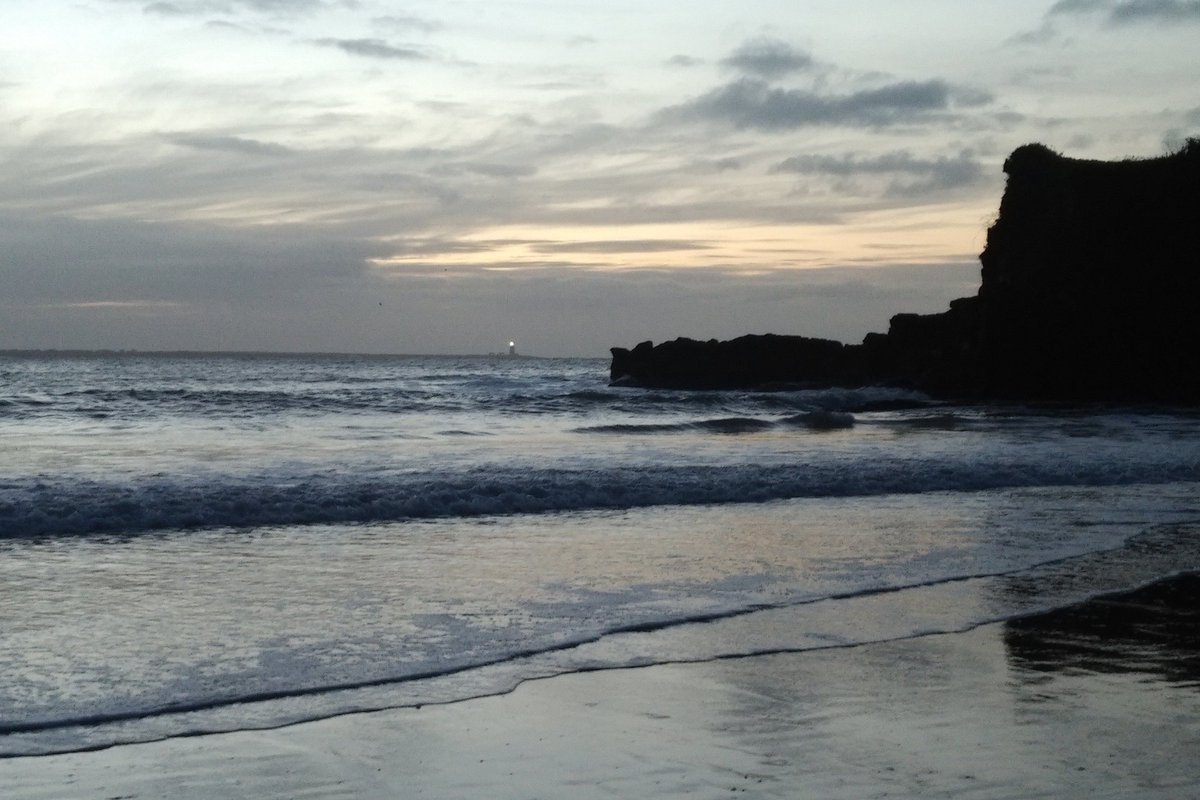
xmin=720 ymin=38 xmax=814 ymax=79
xmin=664 ymin=78 xmax=992 ymax=130
xmin=166 ymin=132 xmax=294 ymax=156
xmin=136 ymin=0 xmax=334 ymax=15
xmin=372 ymin=15 xmax=444 ymax=34
xmin=315 ymin=37 xmax=429 ymax=60
xmin=1048 ymin=0 xmax=1108 ymax=12
xmin=771 ymin=150 xmax=984 ymax=195
xmin=0 ymin=213 xmax=381 ymax=305
xmin=1015 ymin=0 xmax=1200 ymax=46
xmin=1110 ymin=0 xmax=1200 ymax=22
xmin=1050 ymin=0 xmax=1200 ymax=22
xmin=428 ymin=162 xmax=538 ymax=179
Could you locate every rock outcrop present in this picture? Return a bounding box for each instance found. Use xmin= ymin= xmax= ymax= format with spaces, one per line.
xmin=611 ymin=140 xmax=1200 ymax=402
xmin=609 ymin=334 xmax=860 ymax=390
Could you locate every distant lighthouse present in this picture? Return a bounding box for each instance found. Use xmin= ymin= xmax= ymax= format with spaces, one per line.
xmin=508 ymin=341 xmax=517 ymax=356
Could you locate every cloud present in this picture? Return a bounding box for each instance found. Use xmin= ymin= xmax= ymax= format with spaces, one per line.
xmin=40 ymin=300 xmax=188 ymax=311
xmin=241 ymin=0 xmax=336 ymax=10
xmin=771 ymin=150 xmax=984 ymax=196
xmin=372 ymin=14 xmax=443 ymax=34
xmin=315 ymin=37 xmax=429 ymax=60
xmin=665 ymin=54 xmax=702 ymax=68
xmin=143 ymin=1 xmax=210 ymax=15
xmin=1048 ymin=0 xmax=1200 ymax=22
xmin=1004 ymin=22 xmax=1061 ymax=45
xmin=166 ymin=132 xmax=294 ymax=156
xmin=1048 ymin=0 xmax=1110 ymax=12
xmin=134 ymin=0 xmax=336 ymax=15
xmin=1109 ymin=0 xmax=1200 ymax=22
xmin=662 ymin=77 xmax=992 ymax=130
xmin=1018 ymin=0 xmax=1200 ymax=44
xmin=529 ymin=240 xmax=713 ymax=255
xmin=378 ymin=238 xmax=511 ymax=258
xmin=0 ymin=212 xmax=382 ymax=308
xmin=430 ymin=162 xmax=538 ymax=179
xmin=720 ymin=37 xmax=814 ymax=79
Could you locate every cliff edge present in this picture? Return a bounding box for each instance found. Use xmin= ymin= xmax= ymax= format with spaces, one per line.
xmin=611 ymin=141 xmax=1200 ymax=402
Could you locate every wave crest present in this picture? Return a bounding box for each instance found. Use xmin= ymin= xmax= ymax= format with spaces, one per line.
xmin=4 ymin=451 xmax=1196 ymax=538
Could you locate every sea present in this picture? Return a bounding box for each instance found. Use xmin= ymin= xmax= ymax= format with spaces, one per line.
xmin=1 ymin=351 xmax=1198 ymax=758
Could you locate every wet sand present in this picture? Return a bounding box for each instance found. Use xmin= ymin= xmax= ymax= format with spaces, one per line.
xmin=3 ymin=575 xmax=1198 ymax=800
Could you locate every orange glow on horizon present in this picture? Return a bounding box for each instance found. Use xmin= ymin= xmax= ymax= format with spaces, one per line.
xmin=370 ymin=202 xmax=988 ymax=275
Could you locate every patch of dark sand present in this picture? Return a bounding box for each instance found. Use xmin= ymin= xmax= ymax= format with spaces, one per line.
xmin=1005 ymin=572 xmax=1200 ymax=684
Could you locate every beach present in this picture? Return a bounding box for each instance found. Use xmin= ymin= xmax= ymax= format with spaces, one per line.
xmin=4 ymin=575 xmax=1197 ymax=800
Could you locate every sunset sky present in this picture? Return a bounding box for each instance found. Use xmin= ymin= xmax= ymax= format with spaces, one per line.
xmin=2 ymin=0 xmax=1197 ymax=356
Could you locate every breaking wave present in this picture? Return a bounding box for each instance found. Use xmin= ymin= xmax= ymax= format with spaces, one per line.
xmin=5 ymin=451 xmax=1197 ymax=539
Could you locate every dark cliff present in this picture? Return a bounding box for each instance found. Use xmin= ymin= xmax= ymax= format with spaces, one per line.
xmin=611 ymin=141 xmax=1200 ymax=402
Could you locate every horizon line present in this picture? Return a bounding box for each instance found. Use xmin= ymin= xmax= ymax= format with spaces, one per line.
xmin=0 ymin=347 xmax=601 ymax=360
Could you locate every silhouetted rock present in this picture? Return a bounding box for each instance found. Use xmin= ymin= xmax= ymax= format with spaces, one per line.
xmin=610 ymin=334 xmax=862 ymax=390
xmin=971 ymin=141 xmax=1200 ymax=401
xmin=611 ymin=140 xmax=1200 ymax=402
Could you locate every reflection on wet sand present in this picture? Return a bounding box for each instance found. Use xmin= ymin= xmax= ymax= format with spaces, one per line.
xmin=692 ymin=572 xmax=1200 ymax=798
xmin=1005 ymin=573 xmax=1200 ymax=684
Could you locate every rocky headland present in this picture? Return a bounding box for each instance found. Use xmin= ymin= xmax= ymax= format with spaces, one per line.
xmin=610 ymin=141 xmax=1200 ymax=402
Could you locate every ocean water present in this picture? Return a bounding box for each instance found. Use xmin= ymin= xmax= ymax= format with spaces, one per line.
xmin=1 ymin=351 xmax=1198 ymax=757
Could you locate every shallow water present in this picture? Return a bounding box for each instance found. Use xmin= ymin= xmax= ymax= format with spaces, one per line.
xmin=1 ymin=352 xmax=1198 ymax=756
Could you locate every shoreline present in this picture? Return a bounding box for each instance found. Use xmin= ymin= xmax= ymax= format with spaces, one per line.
xmin=5 ymin=575 xmax=1197 ymax=800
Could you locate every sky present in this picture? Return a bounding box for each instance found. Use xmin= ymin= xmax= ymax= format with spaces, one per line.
xmin=2 ymin=0 xmax=1197 ymax=357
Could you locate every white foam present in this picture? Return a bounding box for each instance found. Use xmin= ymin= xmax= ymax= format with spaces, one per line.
xmin=3 ymin=432 xmax=1197 ymax=538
